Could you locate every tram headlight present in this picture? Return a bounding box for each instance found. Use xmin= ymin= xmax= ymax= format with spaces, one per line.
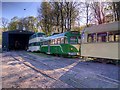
xmin=77 ymin=52 xmax=80 ymax=55
xmin=71 ymin=48 xmax=73 ymax=50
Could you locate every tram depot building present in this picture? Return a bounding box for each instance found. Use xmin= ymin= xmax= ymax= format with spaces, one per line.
xmin=2 ymin=30 xmax=34 ymax=51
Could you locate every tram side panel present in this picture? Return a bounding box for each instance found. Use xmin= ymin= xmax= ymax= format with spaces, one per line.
xmin=81 ymin=43 xmax=119 ymax=60
xmin=81 ymin=22 xmax=120 ymax=60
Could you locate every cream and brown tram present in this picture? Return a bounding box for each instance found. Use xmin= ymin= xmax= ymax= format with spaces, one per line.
xmin=81 ymin=21 xmax=120 ymax=62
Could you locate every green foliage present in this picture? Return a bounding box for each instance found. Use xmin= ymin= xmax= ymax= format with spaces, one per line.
xmin=8 ymin=21 xmax=18 ymax=30
xmin=38 ymin=2 xmax=53 ymax=35
xmin=8 ymin=16 xmax=39 ymax=32
xmin=37 ymin=2 xmax=80 ymax=34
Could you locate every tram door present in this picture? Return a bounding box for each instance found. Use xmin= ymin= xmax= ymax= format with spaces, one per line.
xmin=47 ymin=40 xmax=51 ymax=54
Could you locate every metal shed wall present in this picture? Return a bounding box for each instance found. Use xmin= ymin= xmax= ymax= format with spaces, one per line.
xmin=2 ymin=30 xmax=34 ymax=51
xmin=2 ymin=32 xmax=9 ymax=51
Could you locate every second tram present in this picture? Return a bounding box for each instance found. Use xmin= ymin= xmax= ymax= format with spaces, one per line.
xmin=81 ymin=21 xmax=120 ymax=60
xmin=28 ymin=32 xmax=46 ymax=52
xmin=39 ymin=31 xmax=81 ymax=56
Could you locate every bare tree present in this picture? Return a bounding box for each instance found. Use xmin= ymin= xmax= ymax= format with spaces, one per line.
xmin=1 ymin=17 xmax=9 ymax=31
xmin=113 ymin=2 xmax=120 ymax=21
xmin=59 ymin=2 xmax=64 ymax=33
xmin=79 ymin=2 xmax=93 ymax=27
xmin=91 ymin=2 xmax=106 ymax=24
xmin=50 ymin=2 xmax=60 ymax=33
xmin=64 ymin=2 xmax=80 ymax=30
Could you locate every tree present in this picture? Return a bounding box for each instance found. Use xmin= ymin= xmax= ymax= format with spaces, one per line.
xmin=59 ymin=2 xmax=79 ymax=32
xmin=8 ymin=16 xmax=38 ymax=32
xmin=23 ymin=16 xmax=37 ymax=31
xmin=79 ymin=2 xmax=93 ymax=27
xmin=38 ymin=2 xmax=53 ymax=35
xmin=8 ymin=21 xmax=18 ymax=30
xmin=8 ymin=16 xmax=19 ymax=30
xmin=50 ymin=2 xmax=60 ymax=33
xmin=91 ymin=2 xmax=106 ymax=24
xmin=1 ymin=17 xmax=9 ymax=31
xmin=37 ymin=1 xmax=80 ymax=34
xmin=112 ymin=2 xmax=120 ymax=21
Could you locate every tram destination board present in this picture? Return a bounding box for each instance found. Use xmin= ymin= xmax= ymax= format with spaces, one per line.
xmin=71 ymin=31 xmax=80 ymax=34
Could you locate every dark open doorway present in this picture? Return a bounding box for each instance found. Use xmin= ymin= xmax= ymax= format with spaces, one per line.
xmin=2 ymin=30 xmax=34 ymax=51
xmin=9 ymin=34 xmax=31 ymax=50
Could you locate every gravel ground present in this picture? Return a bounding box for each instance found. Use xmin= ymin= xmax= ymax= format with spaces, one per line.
xmin=1 ymin=51 xmax=120 ymax=88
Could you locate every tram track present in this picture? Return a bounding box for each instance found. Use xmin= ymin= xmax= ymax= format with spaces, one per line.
xmin=8 ymin=52 xmax=89 ymax=88
xmin=16 ymin=53 xmax=120 ymax=83
xmin=24 ymin=52 xmax=120 ymax=85
xmin=5 ymin=51 xmax=119 ymax=88
xmin=8 ymin=53 xmax=78 ymax=88
xmin=10 ymin=54 xmax=56 ymax=80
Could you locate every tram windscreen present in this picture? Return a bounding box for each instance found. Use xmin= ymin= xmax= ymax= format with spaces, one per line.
xmin=69 ymin=36 xmax=77 ymax=44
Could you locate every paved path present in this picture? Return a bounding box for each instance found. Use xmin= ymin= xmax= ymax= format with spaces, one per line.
xmin=1 ymin=51 xmax=120 ymax=88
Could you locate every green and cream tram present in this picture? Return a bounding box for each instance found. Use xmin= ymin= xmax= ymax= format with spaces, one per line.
xmin=27 ymin=32 xmax=46 ymax=52
xmin=81 ymin=21 xmax=120 ymax=61
xmin=39 ymin=31 xmax=81 ymax=56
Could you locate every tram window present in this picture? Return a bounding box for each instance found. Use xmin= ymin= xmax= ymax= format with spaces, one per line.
xmin=64 ymin=38 xmax=68 ymax=44
xmin=78 ymin=36 xmax=81 ymax=44
xmin=97 ymin=32 xmax=107 ymax=42
xmin=93 ymin=34 xmax=96 ymax=42
xmin=37 ymin=34 xmax=40 ymax=37
xmin=36 ymin=42 xmax=40 ymax=46
xmin=34 ymin=43 xmax=36 ymax=46
xmin=54 ymin=39 xmax=58 ymax=44
xmin=31 ymin=43 xmax=34 ymax=46
xmin=70 ymin=36 xmax=77 ymax=44
xmin=108 ymin=34 xmax=114 ymax=42
xmin=88 ymin=35 xmax=92 ymax=43
xmin=87 ymin=33 xmax=96 ymax=43
xmin=53 ymin=39 xmax=55 ymax=44
xmin=41 ymin=42 xmax=43 ymax=45
xmin=43 ymin=41 xmax=47 ymax=45
xmin=51 ymin=40 xmax=53 ymax=44
xmin=32 ymin=35 xmax=35 ymax=38
xmin=57 ymin=38 xmax=61 ymax=44
xmin=42 ymin=35 xmax=46 ymax=37
xmin=37 ymin=34 xmax=43 ymax=37
xmin=108 ymin=31 xmax=119 ymax=42
xmin=115 ymin=33 xmax=119 ymax=42
xmin=61 ymin=38 xmax=64 ymax=44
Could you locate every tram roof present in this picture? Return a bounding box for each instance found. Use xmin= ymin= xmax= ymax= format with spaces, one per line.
xmin=33 ymin=32 xmax=45 ymax=35
xmin=46 ymin=32 xmax=67 ymax=40
xmin=83 ymin=21 xmax=120 ymax=33
xmin=42 ymin=31 xmax=80 ymax=41
xmin=30 ymin=32 xmax=46 ymax=39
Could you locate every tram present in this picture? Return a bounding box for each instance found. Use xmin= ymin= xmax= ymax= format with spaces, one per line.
xmin=27 ymin=32 xmax=46 ymax=52
xmin=81 ymin=21 xmax=120 ymax=60
xmin=39 ymin=31 xmax=81 ymax=56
